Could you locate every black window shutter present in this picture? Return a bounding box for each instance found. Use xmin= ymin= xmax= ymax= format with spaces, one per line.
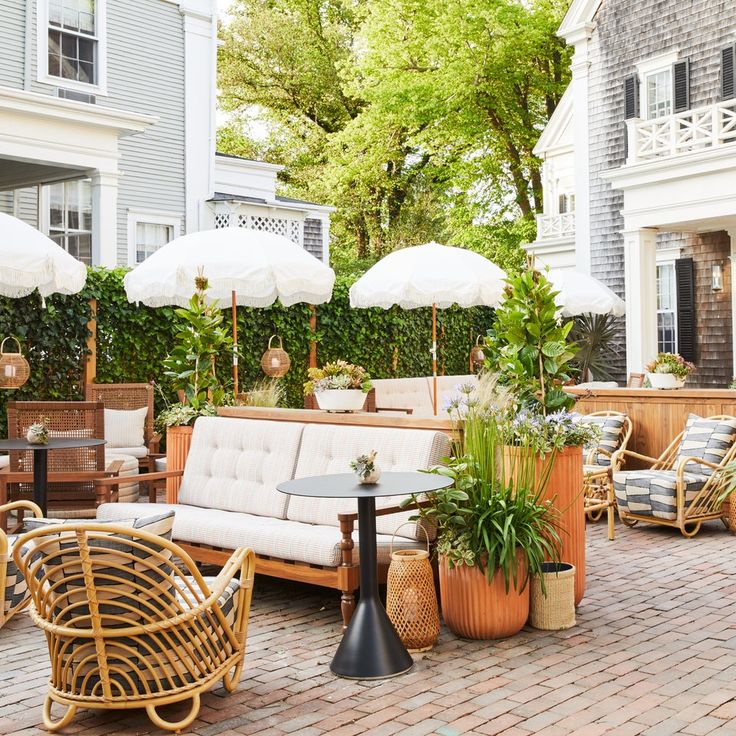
xmin=672 ymin=59 xmax=690 ymax=113
xmin=676 ymin=257 xmax=696 ymax=363
xmin=624 ymin=75 xmax=640 ymax=118
xmin=722 ymin=45 xmax=735 ymax=100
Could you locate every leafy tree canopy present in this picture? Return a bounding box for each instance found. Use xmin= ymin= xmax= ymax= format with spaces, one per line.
xmin=218 ymin=0 xmax=570 ymax=271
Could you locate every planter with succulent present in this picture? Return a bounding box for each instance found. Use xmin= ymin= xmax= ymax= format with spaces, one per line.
xmin=26 ymin=417 xmax=49 ymax=445
xmin=484 ymin=265 xmax=592 ymax=605
xmin=405 ymin=373 xmax=562 ymax=639
xmin=645 ymin=352 xmax=695 ymax=389
xmin=304 ymin=360 xmax=372 ymax=412
xmin=350 ymin=450 xmax=381 ymax=484
xmin=157 ymin=272 xmax=233 ymax=500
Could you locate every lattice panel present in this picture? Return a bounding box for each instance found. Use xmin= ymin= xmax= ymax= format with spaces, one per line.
xmin=214 ymin=213 xmax=231 ymax=229
xmin=288 ymin=220 xmax=301 ymax=244
xmin=238 ymin=214 xmax=250 ymax=228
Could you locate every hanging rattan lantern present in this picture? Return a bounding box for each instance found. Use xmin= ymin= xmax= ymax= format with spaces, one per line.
xmin=261 ymin=335 xmax=291 ymax=378
xmin=469 ymin=335 xmax=486 ymax=373
xmin=0 ymin=336 xmax=30 ymax=389
xmin=386 ymin=526 xmax=439 ymax=652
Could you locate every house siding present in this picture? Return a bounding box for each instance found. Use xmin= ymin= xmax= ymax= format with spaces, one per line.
xmin=0 ymin=0 xmax=26 ymax=89
xmin=588 ymin=0 xmax=736 ymax=383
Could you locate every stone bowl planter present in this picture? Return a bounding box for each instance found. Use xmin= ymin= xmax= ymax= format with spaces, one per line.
xmin=314 ymin=389 xmax=367 ymax=412
xmin=646 ymin=372 xmax=685 ymax=389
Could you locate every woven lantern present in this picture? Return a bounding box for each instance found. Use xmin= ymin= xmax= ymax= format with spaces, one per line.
xmin=0 ymin=336 xmax=30 ymax=390
xmin=469 ymin=335 xmax=486 ymax=373
xmin=386 ymin=527 xmax=439 ymax=652
xmin=260 ymin=335 xmax=291 ymax=378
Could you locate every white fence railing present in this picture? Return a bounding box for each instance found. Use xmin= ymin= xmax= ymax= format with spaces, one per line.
xmin=627 ymin=100 xmax=736 ymax=163
xmin=536 ymin=212 xmax=576 ymax=240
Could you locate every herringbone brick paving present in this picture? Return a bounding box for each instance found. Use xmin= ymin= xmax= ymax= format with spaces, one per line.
xmin=2 ymin=521 xmax=736 ymax=735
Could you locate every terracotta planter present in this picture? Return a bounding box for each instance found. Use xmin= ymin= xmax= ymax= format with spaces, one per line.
xmin=165 ymin=424 xmax=194 ymax=503
xmin=438 ymin=554 xmax=529 ymax=639
xmin=504 ymin=445 xmax=585 ymax=606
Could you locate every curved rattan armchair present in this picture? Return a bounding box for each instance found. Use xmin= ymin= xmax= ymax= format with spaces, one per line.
xmin=0 ymin=500 xmax=43 ymax=629
xmin=14 ymin=522 xmax=255 ymax=733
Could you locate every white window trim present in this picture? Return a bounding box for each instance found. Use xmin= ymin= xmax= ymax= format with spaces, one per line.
xmin=635 ymin=50 xmax=679 ymax=121
xmin=656 ymin=260 xmax=678 ymax=354
xmin=37 ymin=0 xmax=108 ymax=96
xmin=127 ymin=210 xmax=181 ymax=266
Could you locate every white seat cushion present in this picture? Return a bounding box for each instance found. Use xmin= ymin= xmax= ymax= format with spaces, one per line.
xmin=106 ymin=446 xmax=148 ymax=459
xmin=104 ymin=407 xmax=148 ymax=449
xmin=97 ymin=502 xmax=423 ymax=567
xmin=177 ymin=416 xmax=305 ymax=519
xmin=105 ymin=452 xmax=140 ymax=503
xmin=287 ymin=424 xmax=449 ymax=539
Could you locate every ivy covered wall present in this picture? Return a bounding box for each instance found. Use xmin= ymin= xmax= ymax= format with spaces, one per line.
xmin=0 ymin=268 xmax=494 ymax=436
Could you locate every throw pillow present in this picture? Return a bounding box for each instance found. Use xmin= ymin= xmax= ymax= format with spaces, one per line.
xmin=675 ymin=414 xmax=736 ymax=475
xmin=104 ymin=407 xmax=148 ymax=449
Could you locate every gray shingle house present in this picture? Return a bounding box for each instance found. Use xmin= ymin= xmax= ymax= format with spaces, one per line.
xmin=0 ymin=0 xmax=332 ymax=267
xmin=528 ymin=0 xmax=736 ymax=387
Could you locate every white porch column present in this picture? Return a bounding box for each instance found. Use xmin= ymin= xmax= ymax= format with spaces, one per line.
xmin=729 ymin=229 xmax=736 ymax=379
xmin=565 ymin=24 xmax=594 ymax=275
xmin=91 ymin=171 xmax=119 ymax=267
xmin=623 ymin=228 xmax=658 ymax=376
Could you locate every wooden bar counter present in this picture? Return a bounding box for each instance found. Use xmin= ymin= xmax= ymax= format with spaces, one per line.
xmin=569 ymin=387 xmax=736 ymax=466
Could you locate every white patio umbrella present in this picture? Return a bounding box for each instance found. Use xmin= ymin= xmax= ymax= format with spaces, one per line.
xmin=546 ymin=269 xmax=626 ymax=317
xmin=349 ymin=242 xmax=506 ymax=415
xmin=0 ymin=212 xmax=87 ymax=299
xmin=124 ymin=227 xmax=336 ymax=394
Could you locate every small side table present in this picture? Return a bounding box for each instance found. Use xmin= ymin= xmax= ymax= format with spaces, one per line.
xmin=0 ymin=438 xmax=106 ymax=516
xmin=277 ymin=471 xmax=452 ymax=679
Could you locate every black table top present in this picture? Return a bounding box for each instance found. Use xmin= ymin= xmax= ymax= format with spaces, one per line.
xmin=0 ymin=438 xmax=106 ymax=451
xmin=277 ymin=471 xmax=453 ymax=499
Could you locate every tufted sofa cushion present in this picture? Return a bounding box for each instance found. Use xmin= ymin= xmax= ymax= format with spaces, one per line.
xmin=287 ymin=424 xmax=450 ymax=539
xmin=177 ymin=417 xmax=305 ymax=519
xmin=372 ymin=377 xmax=433 ymax=415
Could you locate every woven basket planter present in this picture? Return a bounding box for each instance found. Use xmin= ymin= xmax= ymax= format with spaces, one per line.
xmin=725 ymin=494 xmax=736 ymax=534
xmin=529 ymin=562 xmax=576 ymax=631
xmin=386 ymin=535 xmax=439 ymax=652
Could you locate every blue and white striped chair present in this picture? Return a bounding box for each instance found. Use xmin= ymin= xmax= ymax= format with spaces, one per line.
xmin=612 ymin=414 xmax=736 ymax=537
xmin=0 ymin=500 xmax=43 ymax=629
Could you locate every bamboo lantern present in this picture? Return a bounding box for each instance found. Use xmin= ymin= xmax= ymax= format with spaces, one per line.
xmin=469 ymin=335 xmax=485 ymax=373
xmin=386 ymin=528 xmax=439 ymax=652
xmin=260 ymin=335 xmax=291 ymax=378
xmin=0 ymin=336 xmax=30 ymax=389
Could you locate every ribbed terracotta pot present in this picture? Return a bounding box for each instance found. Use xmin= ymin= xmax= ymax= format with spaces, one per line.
xmin=165 ymin=425 xmax=194 ymax=503
xmin=504 ymin=445 xmax=585 ymax=606
xmin=438 ymin=554 xmax=529 ymax=640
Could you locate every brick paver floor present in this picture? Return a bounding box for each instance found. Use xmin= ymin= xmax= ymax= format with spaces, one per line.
xmin=2 ymin=520 xmax=736 ymax=735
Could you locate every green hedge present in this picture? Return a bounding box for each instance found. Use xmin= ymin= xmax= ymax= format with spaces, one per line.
xmin=0 ymin=268 xmax=494 ymax=436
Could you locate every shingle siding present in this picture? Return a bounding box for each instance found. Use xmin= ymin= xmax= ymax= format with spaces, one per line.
xmin=588 ymin=0 xmax=736 ymax=385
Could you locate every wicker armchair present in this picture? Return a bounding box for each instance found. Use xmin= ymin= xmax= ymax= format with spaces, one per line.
xmin=1 ymin=401 xmax=122 ymax=523
xmin=580 ymin=411 xmax=633 ymax=541
xmin=84 ymin=383 xmax=160 ymax=470
xmin=14 ymin=521 xmax=255 ymax=733
xmin=0 ymin=500 xmax=43 ymax=629
xmin=612 ymin=414 xmax=736 ymax=537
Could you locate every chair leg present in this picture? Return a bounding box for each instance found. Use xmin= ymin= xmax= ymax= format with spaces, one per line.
xmin=340 ymin=589 xmax=356 ymax=630
xmin=42 ymin=697 xmax=77 ymax=732
xmin=145 ymin=693 xmax=200 ymax=733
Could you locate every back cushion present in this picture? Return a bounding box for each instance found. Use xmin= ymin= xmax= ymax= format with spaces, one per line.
xmin=287 ymin=424 xmax=451 ymax=538
xmin=581 ymin=414 xmax=626 ymax=467
xmin=178 ymin=417 xmax=304 ymax=518
xmin=372 ymin=378 xmax=433 ymax=414
xmin=675 ymin=414 xmax=736 ymax=475
xmin=105 ymin=407 xmax=148 ymax=448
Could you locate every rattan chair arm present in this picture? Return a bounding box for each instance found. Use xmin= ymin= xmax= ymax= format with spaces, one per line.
xmin=0 ymin=500 xmax=43 ymax=518
xmin=676 ymin=455 xmax=721 ymax=476
xmin=94 ymin=468 xmax=183 ymax=488
xmin=615 ymin=448 xmax=660 ymax=465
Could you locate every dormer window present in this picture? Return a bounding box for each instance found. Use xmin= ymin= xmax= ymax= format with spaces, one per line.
xmin=645 ymin=69 xmax=672 ymax=119
xmin=39 ymin=0 xmax=106 ymax=93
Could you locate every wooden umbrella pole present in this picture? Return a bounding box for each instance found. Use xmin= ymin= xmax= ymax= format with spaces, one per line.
xmin=232 ymin=290 xmax=238 ymax=397
xmin=309 ymin=305 xmax=318 ymax=369
xmin=432 ymin=303 xmax=438 ymax=416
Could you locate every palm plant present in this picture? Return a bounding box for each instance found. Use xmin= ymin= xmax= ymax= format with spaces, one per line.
xmin=569 ymin=313 xmax=622 ymax=382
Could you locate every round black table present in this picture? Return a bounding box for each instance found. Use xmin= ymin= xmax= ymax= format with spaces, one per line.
xmin=277 ymin=471 xmax=452 ymax=680
xmin=0 ymin=437 xmax=106 ymax=515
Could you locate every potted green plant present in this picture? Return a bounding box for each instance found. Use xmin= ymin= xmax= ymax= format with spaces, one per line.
xmin=303 ymin=360 xmax=372 ymax=412
xmin=406 ymin=374 xmax=562 ymax=639
xmin=645 ymin=352 xmax=695 ymax=389
xmin=158 ymin=272 xmax=233 ymax=500
xmin=484 ymin=265 xmax=592 ymax=605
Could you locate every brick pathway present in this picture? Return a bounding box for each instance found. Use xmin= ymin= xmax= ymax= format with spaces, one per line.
xmin=2 ymin=521 xmax=736 ymax=735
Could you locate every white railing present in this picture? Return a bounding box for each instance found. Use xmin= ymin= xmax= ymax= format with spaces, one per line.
xmin=627 ymin=100 xmax=736 ymax=163
xmin=536 ymin=212 xmax=576 ymax=240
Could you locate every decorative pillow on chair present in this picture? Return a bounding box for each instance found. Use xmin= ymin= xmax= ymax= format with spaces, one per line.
xmin=675 ymin=414 xmax=736 ymax=475
xmin=104 ymin=407 xmax=148 ymax=449
xmin=581 ymin=414 xmax=625 ymax=467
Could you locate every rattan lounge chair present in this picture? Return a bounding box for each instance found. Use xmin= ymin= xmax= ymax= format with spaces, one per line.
xmin=14 ymin=518 xmax=255 ymax=732
xmin=612 ymin=414 xmax=736 ymax=537
xmin=581 ymin=411 xmax=633 ymax=541
xmin=0 ymin=500 xmax=43 ymax=629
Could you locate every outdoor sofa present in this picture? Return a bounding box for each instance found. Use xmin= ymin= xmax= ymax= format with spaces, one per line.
xmin=371 ymin=374 xmax=478 ymax=417
xmin=96 ymin=416 xmax=450 ymax=627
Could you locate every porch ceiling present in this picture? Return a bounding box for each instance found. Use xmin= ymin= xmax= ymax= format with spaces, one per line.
xmin=0 ymin=157 xmax=89 ymax=190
